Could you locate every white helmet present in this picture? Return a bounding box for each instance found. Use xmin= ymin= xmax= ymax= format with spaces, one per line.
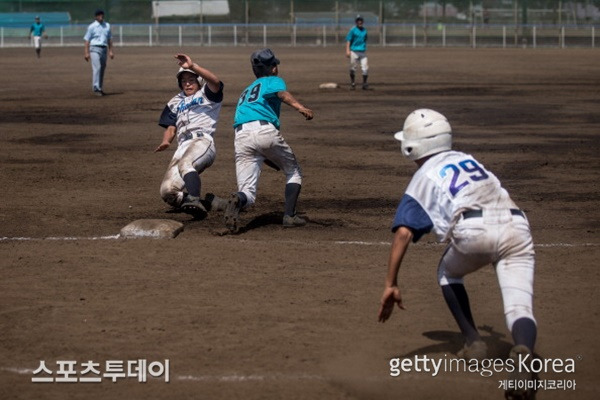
xmin=176 ymin=68 xmax=205 ymax=89
xmin=394 ymin=109 xmax=452 ymax=160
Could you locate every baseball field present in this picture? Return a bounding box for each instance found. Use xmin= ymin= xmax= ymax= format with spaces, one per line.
xmin=0 ymin=45 xmax=599 ymax=399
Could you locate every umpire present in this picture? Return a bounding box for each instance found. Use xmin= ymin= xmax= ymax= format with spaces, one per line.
xmin=83 ymin=9 xmax=114 ymax=96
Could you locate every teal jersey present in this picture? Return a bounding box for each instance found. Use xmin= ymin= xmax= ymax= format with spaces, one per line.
xmin=234 ymin=76 xmax=286 ymax=130
xmin=346 ymin=26 xmax=367 ymax=52
xmin=30 ymin=22 xmax=45 ymax=36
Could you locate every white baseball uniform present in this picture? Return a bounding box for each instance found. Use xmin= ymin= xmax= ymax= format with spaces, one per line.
xmin=158 ymin=82 xmax=223 ymax=207
xmin=392 ymin=150 xmax=535 ymax=331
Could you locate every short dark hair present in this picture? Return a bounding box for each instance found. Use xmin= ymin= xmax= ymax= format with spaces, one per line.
xmin=95 ymin=9 xmax=105 ymax=16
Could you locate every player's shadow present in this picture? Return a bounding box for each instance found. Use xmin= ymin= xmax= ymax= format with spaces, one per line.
xmin=236 ymin=211 xmax=285 ymax=233
xmin=397 ymin=325 xmax=513 ymax=359
xmin=237 ymin=211 xmax=320 ymax=233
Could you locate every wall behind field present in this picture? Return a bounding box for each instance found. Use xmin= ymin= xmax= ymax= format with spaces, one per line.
xmin=1 ymin=0 xmax=600 ymax=26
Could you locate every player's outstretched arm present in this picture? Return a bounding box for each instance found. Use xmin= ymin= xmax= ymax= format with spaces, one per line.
xmin=377 ymin=226 xmax=412 ymax=322
xmin=277 ymin=91 xmax=313 ymax=120
xmin=174 ymin=54 xmax=220 ymax=94
xmin=155 ymin=126 xmax=176 ymax=152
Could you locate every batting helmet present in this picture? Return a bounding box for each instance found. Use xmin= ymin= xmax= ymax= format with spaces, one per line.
xmin=250 ymin=48 xmax=280 ymax=78
xmin=176 ymin=68 xmax=205 ymax=90
xmin=394 ymin=109 xmax=452 ymax=161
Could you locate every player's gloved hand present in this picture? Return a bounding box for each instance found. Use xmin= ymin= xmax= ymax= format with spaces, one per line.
xmin=378 ymin=286 xmax=405 ymax=322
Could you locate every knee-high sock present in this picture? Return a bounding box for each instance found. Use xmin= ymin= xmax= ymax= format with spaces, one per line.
xmin=442 ymin=283 xmax=481 ymax=344
xmin=511 ymin=317 xmax=537 ymax=352
xmin=183 ymin=172 xmax=201 ymax=198
xmin=284 ymin=183 xmax=301 ymax=217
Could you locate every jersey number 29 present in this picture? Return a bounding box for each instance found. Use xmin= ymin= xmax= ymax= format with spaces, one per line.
xmin=440 ymin=159 xmax=489 ymax=197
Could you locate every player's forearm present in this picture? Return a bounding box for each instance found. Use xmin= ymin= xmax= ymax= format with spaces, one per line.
xmin=163 ymin=126 xmax=176 ymax=143
xmin=278 ymin=91 xmax=304 ymax=111
xmin=190 ymin=63 xmax=220 ymax=92
xmin=385 ymin=227 xmax=413 ymax=287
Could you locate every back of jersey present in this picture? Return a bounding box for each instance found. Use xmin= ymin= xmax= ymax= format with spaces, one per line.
xmin=407 ymin=150 xmax=517 ymax=240
xmin=234 ymin=76 xmax=286 ymax=129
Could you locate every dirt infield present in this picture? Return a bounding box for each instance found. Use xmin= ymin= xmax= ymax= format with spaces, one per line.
xmin=1 ymin=45 xmax=599 ymax=399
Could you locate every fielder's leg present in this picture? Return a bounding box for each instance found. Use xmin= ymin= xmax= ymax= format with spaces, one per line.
xmin=283 ymin=183 xmax=305 ymax=227
xmin=361 ymin=55 xmax=369 ymax=90
xmin=349 ymin=51 xmax=358 ymax=90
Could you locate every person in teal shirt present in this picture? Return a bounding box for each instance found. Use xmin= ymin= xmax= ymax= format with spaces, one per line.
xmin=224 ymin=49 xmax=313 ymax=233
xmin=29 ymin=16 xmax=47 ymax=58
xmin=345 ymin=15 xmax=369 ymax=90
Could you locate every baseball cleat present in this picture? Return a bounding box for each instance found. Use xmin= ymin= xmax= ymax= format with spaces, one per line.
xmin=457 ymin=339 xmax=487 ymax=361
xmin=224 ymin=193 xmax=242 ymax=232
xmin=282 ymin=214 xmax=306 ymax=228
xmin=505 ymin=345 xmax=537 ymax=400
xmin=205 ymin=193 xmax=228 ymax=212
xmin=181 ymin=195 xmax=208 ymax=219
xmin=362 ymin=83 xmax=369 ymax=90
xmin=350 ymin=83 xmax=356 ymax=90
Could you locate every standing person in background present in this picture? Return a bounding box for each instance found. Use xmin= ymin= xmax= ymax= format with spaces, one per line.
xmin=30 ymin=16 xmax=47 ymax=58
xmin=345 ymin=15 xmax=369 ymax=90
xmin=83 ymin=9 xmax=114 ymax=96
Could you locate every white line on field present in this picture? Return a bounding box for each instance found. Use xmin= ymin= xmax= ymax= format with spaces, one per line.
xmin=0 ymin=235 xmax=597 ymax=248
xmin=0 ymin=235 xmax=120 ymax=241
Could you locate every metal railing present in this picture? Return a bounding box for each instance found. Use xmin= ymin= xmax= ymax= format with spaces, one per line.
xmin=1 ymin=23 xmax=597 ymax=49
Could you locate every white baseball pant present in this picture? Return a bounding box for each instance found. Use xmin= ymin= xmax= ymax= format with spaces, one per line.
xmin=349 ymin=51 xmax=368 ymax=75
xmin=437 ymin=209 xmax=536 ymax=331
xmin=234 ymin=120 xmax=302 ymax=206
xmin=160 ymin=135 xmax=216 ymax=207
xmin=33 ymin=36 xmax=42 ymax=49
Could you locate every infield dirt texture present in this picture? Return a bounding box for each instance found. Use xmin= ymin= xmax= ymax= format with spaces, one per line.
xmin=1 ymin=46 xmax=598 ymax=399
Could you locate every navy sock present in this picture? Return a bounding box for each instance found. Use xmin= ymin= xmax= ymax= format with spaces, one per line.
xmin=237 ymin=191 xmax=248 ymax=208
xmin=183 ymin=172 xmax=201 ymax=198
xmin=284 ymin=183 xmax=301 ymax=217
xmin=442 ymin=283 xmax=480 ymax=344
xmin=511 ymin=317 xmax=537 ymax=352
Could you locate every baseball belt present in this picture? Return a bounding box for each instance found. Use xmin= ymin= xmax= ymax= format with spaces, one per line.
xmin=462 ymin=209 xmax=524 ymax=219
xmin=180 ymin=131 xmax=205 ymax=143
xmin=234 ymin=120 xmax=270 ymax=133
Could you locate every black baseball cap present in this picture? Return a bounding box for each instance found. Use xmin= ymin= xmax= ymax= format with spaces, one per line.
xmin=251 ymin=48 xmax=280 ymax=67
xmin=355 ymin=15 xmax=364 ymax=22
xmin=95 ymin=9 xmax=105 ymax=16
